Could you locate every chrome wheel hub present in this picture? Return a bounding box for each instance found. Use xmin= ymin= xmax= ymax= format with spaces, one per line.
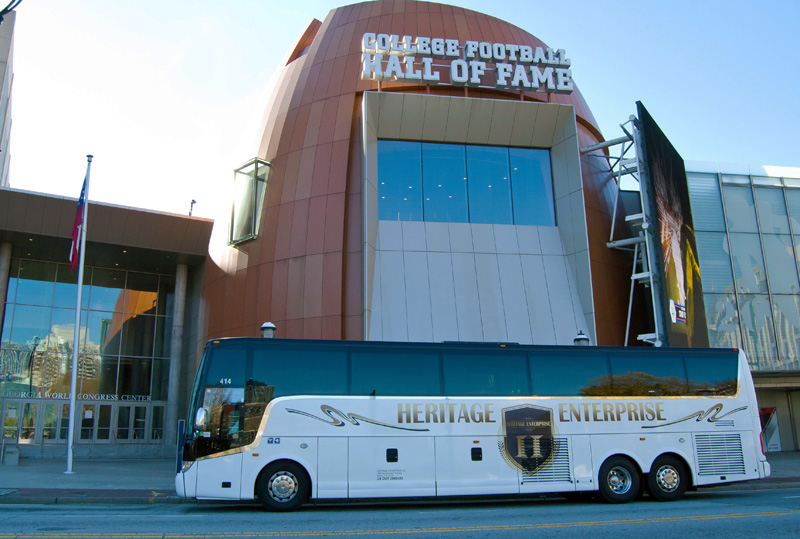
xmin=607 ymin=466 xmax=632 ymax=495
xmin=268 ymin=472 xmax=298 ymax=502
xmin=655 ymin=465 xmax=679 ymax=492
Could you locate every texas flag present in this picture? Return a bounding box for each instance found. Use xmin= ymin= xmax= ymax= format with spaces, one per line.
xmin=69 ymin=176 xmax=87 ymax=270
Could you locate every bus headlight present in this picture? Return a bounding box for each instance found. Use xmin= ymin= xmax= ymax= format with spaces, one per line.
xmin=181 ymin=460 xmax=194 ymax=473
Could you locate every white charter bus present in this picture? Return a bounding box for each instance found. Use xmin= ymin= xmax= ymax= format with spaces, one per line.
xmin=175 ymin=338 xmax=770 ymax=511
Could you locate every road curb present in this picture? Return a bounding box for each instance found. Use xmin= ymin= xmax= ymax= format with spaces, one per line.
xmin=1 ymin=482 xmax=798 ymax=506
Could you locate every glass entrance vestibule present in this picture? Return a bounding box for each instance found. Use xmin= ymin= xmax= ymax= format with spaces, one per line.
xmin=2 ymin=398 xmax=165 ymax=452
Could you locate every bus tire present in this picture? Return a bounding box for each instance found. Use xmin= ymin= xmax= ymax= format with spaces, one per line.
xmin=598 ymin=456 xmax=639 ymax=504
xmin=256 ymin=461 xmax=310 ymax=512
xmin=647 ymin=455 xmax=687 ymax=502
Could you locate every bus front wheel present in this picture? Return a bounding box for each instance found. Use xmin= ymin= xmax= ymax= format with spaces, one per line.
xmin=646 ymin=456 xmax=687 ymax=502
xmin=598 ymin=456 xmax=640 ymax=504
xmin=256 ymin=461 xmax=310 ymax=511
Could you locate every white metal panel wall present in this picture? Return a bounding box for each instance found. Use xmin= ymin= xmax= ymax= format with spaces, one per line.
xmin=369 ymin=222 xmax=590 ymax=345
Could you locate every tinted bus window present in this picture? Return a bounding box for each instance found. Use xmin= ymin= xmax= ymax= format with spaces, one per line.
xmin=684 ymin=352 xmax=739 ymax=396
xmin=443 ymin=352 xmax=528 ymax=396
xmin=251 ymin=346 xmax=347 ymax=397
xmin=608 ymin=352 xmax=688 ymax=396
xmin=351 ymin=350 xmax=441 ymax=396
xmin=530 ymin=351 xmax=610 ymax=396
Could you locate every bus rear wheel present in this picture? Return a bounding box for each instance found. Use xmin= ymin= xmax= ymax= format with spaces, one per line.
xmin=256 ymin=461 xmax=310 ymax=512
xmin=647 ymin=456 xmax=687 ymax=502
xmin=598 ymin=456 xmax=640 ymax=504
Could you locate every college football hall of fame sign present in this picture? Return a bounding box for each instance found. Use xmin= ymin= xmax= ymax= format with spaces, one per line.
xmin=499 ymin=404 xmax=558 ymax=474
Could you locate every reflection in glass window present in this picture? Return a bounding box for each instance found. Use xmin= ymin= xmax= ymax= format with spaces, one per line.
xmin=738 ymin=294 xmax=778 ymax=370
xmin=687 ymin=173 xmax=725 ymax=231
xmin=684 ymin=352 xmax=739 ymax=396
xmin=120 ymin=314 xmax=156 ymax=357
xmin=467 ymin=146 xmax=513 ymax=224
xmin=694 ymin=232 xmax=734 ymax=293
xmin=15 ymin=261 xmax=55 ymax=306
xmin=422 ymin=142 xmax=467 ymax=223
xmin=377 ymin=141 xmax=555 ymax=227
xmin=785 ymin=190 xmax=800 ymax=231
xmin=156 ymin=275 xmax=175 ymax=317
xmin=510 ymin=148 xmax=554 ymax=226
xmin=42 ymin=353 xmax=71 ymax=395
xmin=754 ymin=188 xmax=790 ymax=234
xmin=151 ymin=358 xmax=169 ymax=401
xmin=250 ymin=346 xmax=347 ymax=397
xmin=4 ymin=258 xmax=19 ymax=303
xmin=83 ymin=310 xmax=118 ymax=356
xmin=1 ymin=305 xmax=13 ymax=345
xmin=722 ymin=186 xmax=758 ymax=232
xmin=124 ymin=272 xmax=158 ymax=314
xmin=48 ymin=308 xmax=83 ymax=356
xmin=351 ymin=351 xmax=440 ymax=396
xmin=153 ymin=317 xmax=172 ymax=359
xmin=608 ymin=352 xmax=687 ymax=396
xmin=729 ymin=233 xmax=768 ymax=294
xmin=89 ymin=269 xmax=125 ymax=312
xmin=378 ymin=141 xmax=423 ymax=221
xmin=443 ymin=352 xmax=528 ymax=395
xmin=54 ymin=264 xmax=89 ymax=310
xmin=230 ymin=158 xmax=270 ymax=245
xmin=772 ymin=295 xmax=800 ymax=370
xmin=7 ymin=305 xmax=51 ymax=348
xmin=703 ymin=293 xmax=741 ymax=349
xmin=117 ymin=357 xmax=152 ymax=397
xmin=530 ymin=351 xmax=609 ymax=396
xmin=762 ymin=235 xmax=800 ymax=294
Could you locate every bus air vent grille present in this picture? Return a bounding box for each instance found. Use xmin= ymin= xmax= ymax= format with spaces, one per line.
xmin=694 ymin=434 xmax=746 ymax=475
xmin=520 ymin=437 xmax=572 ymax=483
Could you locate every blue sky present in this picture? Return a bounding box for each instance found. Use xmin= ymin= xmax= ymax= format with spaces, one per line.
xmin=7 ymin=0 xmax=800 ymax=219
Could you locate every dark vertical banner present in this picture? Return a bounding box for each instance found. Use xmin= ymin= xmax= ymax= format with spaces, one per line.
xmin=637 ymin=102 xmax=709 ymax=347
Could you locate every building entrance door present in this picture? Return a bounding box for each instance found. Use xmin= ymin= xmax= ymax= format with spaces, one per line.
xmin=2 ymin=400 xmax=21 ymax=441
xmin=116 ymin=404 xmax=147 ymax=441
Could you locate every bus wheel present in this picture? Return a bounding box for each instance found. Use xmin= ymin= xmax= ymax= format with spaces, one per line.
xmin=598 ymin=456 xmax=639 ymax=504
xmin=256 ymin=462 xmax=309 ymax=512
xmin=647 ymin=456 xmax=687 ymax=502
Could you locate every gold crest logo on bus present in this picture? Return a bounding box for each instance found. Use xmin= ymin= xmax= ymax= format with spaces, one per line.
xmin=501 ymin=404 xmax=555 ymax=473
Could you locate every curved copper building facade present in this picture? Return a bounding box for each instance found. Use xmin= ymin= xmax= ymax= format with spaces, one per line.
xmin=202 ymin=0 xmax=629 ymax=347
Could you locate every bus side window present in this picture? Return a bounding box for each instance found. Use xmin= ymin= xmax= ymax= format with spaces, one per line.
xmin=443 ymin=352 xmax=528 ymax=396
xmin=608 ymin=351 xmax=687 ymax=396
xmin=251 ymin=346 xmax=347 ymax=397
xmin=350 ymin=351 xmax=441 ymax=396
xmin=684 ymin=352 xmax=739 ymax=396
xmin=529 ymin=351 xmax=610 ymax=396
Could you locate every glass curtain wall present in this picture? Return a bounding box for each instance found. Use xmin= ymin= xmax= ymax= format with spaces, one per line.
xmin=378 ymin=140 xmax=555 ymax=226
xmin=687 ymin=172 xmax=800 ymax=371
xmin=1 ymin=261 xmax=174 ymax=403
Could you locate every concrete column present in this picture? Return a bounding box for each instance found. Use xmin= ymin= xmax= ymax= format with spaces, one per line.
xmin=164 ymin=264 xmax=188 ymax=445
xmin=0 ymin=243 xmax=12 ymax=332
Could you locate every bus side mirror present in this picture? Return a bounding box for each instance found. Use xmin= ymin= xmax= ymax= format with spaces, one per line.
xmin=195 ymin=408 xmax=207 ymax=429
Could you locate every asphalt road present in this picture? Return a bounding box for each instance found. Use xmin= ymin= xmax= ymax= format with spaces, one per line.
xmin=1 ymin=488 xmax=799 ymax=538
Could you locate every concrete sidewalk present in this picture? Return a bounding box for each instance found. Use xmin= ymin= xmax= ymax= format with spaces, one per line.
xmin=1 ymin=452 xmax=799 ymax=505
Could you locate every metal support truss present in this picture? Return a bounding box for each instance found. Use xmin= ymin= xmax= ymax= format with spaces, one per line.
xmin=580 ymin=116 xmax=664 ymax=346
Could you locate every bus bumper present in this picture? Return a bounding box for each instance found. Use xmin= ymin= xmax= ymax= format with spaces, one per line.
xmin=759 ymin=460 xmax=771 ymax=479
xmin=175 ymin=461 xmax=197 ymax=498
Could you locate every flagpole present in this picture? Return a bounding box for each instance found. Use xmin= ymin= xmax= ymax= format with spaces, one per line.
xmin=66 ymin=155 xmax=92 ymax=475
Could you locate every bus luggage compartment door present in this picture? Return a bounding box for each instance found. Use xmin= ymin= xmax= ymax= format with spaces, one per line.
xmin=348 ymin=437 xmax=435 ymax=498
xmin=435 ymin=436 xmax=519 ymax=496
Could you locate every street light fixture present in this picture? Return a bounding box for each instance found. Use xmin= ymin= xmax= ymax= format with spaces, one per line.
xmin=573 ymin=330 xmax=590 ymax=346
